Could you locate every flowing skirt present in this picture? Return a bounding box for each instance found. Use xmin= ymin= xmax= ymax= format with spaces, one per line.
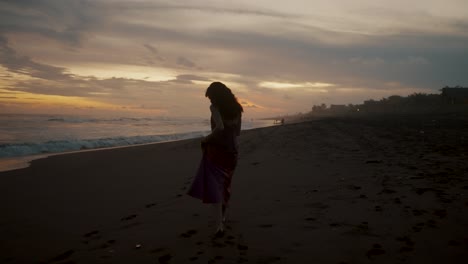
xmin=187 ymin=144 xmax=238 ymax=205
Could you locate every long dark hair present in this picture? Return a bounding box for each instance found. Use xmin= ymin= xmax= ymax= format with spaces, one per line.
xmin=205 ymin=82 xmax=243 ymax=119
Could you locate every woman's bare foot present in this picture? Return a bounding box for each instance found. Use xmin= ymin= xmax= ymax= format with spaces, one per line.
xmin=215 ymin=223 xmax=224 ymax=237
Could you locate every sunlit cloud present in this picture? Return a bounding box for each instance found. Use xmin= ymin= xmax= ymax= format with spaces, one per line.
xmin=259 ymin=81 xmax=335 ymax=90
xmin=67 ymin=64 xmax=177 ymax=82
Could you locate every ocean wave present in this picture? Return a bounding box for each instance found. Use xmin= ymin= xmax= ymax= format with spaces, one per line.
xmin=0 ymin=131 xmax=209 ymax=158
xmin=45 ymin=116 xmax=202 ymax=124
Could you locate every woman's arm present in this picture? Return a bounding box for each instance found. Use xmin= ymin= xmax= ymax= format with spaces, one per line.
xmin=203 ymin=105 xmax=224 ymax=143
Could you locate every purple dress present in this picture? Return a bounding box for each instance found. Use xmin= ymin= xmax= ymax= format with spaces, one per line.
xmin=188 ymin=109 xmax=241 ymax=205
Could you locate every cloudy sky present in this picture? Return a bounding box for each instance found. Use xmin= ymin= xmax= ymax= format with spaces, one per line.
xmin=1 ymin=0 xmax=467 ymax=118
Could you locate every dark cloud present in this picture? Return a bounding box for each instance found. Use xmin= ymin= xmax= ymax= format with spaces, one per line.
xmin=176 ymin=74 xmax=209 ymax=81
xmin=176 ymin=56 xmax=196 ymax=68
xmin=0 ymin=0 xmax=101 ymax=46
xmin=99 ymin=1 xmax=297 ymax=20
xmin=0 ymin=36 xmax=74 ymax=80
xmin=143 ymin=44 xmax=158 ymax=54
xmin=142 ymin=44 xmax=165 ymax=65
xmin=169 ymin=74 xmax=210 ymax=84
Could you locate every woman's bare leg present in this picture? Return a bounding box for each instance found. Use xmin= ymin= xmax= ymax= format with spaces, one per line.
xmin=222 ymin=204 xmax=227 ymax=223
xmin=213 ymin=203 xmax=224 ymax=234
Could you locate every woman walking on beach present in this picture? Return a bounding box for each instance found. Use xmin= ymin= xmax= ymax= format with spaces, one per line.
xmin=188 ymin=82 xmax=243 ymax=235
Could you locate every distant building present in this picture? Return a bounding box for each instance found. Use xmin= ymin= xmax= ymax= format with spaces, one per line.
xmin=441 ymin=87 xmax=468 ymax=104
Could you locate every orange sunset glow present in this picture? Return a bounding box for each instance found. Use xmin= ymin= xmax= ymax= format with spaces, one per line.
xmin=1 ymin=1 xmax=467 ymax=118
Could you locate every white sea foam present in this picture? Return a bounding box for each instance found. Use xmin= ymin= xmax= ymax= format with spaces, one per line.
xmin=0 ymin=114 xmax=276 ymax=171
xmin=0 ymin=131 xmax=209 ymax=158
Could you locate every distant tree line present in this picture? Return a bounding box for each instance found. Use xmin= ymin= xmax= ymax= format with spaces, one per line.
xmin=307 ymin=86 xmax=468 ymax=117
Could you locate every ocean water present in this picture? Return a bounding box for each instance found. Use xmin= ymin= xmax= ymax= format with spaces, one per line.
xmin=0 ymin=114 xmax=274 ymax=171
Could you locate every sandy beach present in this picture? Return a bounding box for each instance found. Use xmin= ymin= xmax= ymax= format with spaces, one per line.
xmin=1 ymin=113 xmax=467 ymax=264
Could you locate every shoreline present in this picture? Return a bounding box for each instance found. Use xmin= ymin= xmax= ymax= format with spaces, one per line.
xmin=0 ymin=123 xmax=280 ymax=173
xmin=1 ymin=114 xmax=467 ymax=263
xmin=0 ymin=137 xmax=201 ymax=173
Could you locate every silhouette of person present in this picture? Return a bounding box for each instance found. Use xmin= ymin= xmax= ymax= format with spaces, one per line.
xmin=187 ymin=82 xmax=243 ymax=235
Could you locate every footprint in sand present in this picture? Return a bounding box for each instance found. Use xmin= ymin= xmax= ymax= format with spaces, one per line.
xmin=412 ymin=222 xmax=425 ymax=232
xmin=82 ymin=230 xmax=101 ymax=244
xmin=120 ymin=222 xmax=141 ymax=230
xmin=426 ymin=219 xmax=438 ymax=228
xmin=158 ymin=253 xmax=172 ymax=264
xmin=347 ymin=185 xmax=362 ymax=190
xmin=237 ymin=244 xmax=248 ymax=251
xmin=396 ymin=236 xmax=415 ymax=253
xmin=258 ymin=256 xmax=282 ymax=263
xmin=433 ymin=209 xmax=447 ymax=218
xmin=207 ymin=255 xmax=224 ymax=263
xmin=48 ymin=249 xmax=75 ymax=262
xmin=380 ymin=188 xmax=396 ymax=194
xmin=149 ymin=248 xmax=166 ymax=254
xmin=237 ymin=257 xmax=248 ymax=263
xmin=366 ymin=244 xmax=385 ymax=258
xmin=412 ymin=209 xmax=427 ymax=216
xmin=211 ymin=241 xmax=226 ymax=248
xmin=180 ymin=229 xmax=198 ymax=238
xmin=145 ymin=203 xmax=157 ymax=208
xmin=121 ymin=214 xmax=137 ymax=221
xmin=83 ymin=230 xmax=100 ymax=238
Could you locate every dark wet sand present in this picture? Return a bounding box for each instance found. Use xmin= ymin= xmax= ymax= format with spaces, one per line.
xmin=1 ymin=113 xmax=467 ymax=263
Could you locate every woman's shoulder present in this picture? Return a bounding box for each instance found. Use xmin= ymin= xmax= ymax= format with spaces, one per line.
xmin=210 ymin=104 xmax=219 ymax=111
